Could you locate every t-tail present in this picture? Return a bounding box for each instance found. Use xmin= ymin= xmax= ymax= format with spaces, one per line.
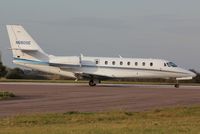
xmin=6 ymin=25 xmax=49 ymax=62
xmin=6 ymin=25 xmax=76 ymax=78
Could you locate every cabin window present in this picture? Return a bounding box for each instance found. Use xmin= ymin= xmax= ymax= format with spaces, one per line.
xmin=95 ymin=60 xmax=99 ymax=64
xmin=164 ymin=63 xmax=167 ymax=67
xmin=120 ymin=61 xmax=123 ymax=65
xmin=135 ymin=62 xmax=138 ymax=66
xmin=150 ymin=62 xmax=153 ymax=66
xmin=105 ymin=61 xmax=108 ymax=65
xmin=142 ymin=62 xmax=145 ymax=66
xmin=127 ymin=62 xmax=130 ymax=66
xmin=112 ymin=61 xmax=115 ymax=65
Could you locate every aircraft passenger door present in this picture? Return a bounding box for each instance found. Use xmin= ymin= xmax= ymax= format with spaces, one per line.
xmin=160 ymin=63 xmax=166 ymax=71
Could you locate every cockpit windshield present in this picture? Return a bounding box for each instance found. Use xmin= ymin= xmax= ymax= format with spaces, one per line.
xmin=166 ymin=62 xmax=178 ymax=67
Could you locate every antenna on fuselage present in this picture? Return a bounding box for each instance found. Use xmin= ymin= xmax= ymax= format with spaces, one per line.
xmin=0 ymin=50 xmax=2 ymax=63
xmin=119 ymin=55 xmax=123 ymax=58
xmin=79 ymin=54 xmax=84 ymax=67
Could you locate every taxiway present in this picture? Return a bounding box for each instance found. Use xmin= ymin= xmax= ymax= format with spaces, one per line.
xmin=0 ymin=83 xmax=200 ymax=117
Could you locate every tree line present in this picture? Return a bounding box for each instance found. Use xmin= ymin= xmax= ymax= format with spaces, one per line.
xmin=0 ymin=61 xmax=49 ymax=79
xmin=0 ymin=60 xmax=200 ymax=83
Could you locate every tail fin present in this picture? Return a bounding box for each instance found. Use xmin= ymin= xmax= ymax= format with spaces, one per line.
xmin=6 ymin=25 xmax=49 ymax=61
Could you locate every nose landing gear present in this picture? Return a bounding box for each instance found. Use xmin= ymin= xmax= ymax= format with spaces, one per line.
xmin=175 ymin=80 xmax=179 ymax=88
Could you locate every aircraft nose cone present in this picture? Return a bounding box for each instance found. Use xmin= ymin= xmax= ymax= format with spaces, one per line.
xmin=188 ymin=71 xmax=197 ymax=78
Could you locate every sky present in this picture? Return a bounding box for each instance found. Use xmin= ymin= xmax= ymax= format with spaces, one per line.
xmin=0 ymin=0 xmax=200 ymax=71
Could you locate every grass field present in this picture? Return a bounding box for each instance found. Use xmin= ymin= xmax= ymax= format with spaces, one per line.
xmin=0 ymin=106 xmax=200 ymax=134
xmin=0 ymin=91 xmax=15 ymax=100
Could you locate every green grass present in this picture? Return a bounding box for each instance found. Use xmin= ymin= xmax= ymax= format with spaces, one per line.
xmin=0 ymin=106 xmax=200 ymax=134
xmin=0 ymin=91 xmax=15 ymax=100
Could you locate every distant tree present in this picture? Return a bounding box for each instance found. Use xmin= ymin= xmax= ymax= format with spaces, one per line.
xmin=0 ymin=62 xmax=7 ymax=77
xmin=5 ymin=68 xmax=24 ymax=79
xmin=189 ymin=69 xmax=200 ymax=83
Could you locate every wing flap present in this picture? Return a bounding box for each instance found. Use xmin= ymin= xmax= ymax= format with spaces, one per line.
xmin=75 ymin=72 xmax=112 ymax=80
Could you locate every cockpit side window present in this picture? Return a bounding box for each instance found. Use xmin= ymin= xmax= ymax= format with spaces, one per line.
xmin=166 ymin=62 xmax=178 ymax=67
xmin=167 ymin=63 xmax=171 ymax=67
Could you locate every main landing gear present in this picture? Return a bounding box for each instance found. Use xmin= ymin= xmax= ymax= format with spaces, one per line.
xmin=89 ymin=79 xmax=101 ymax=86
xmin=89 ymin=80 xmax=96 ymax=86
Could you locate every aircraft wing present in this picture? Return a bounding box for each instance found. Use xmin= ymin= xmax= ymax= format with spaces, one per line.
xmin=75 ymin=72 xmax=112 ymax=80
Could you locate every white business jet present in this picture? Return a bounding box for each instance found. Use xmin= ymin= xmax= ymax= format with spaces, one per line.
xmin=6 ymin=25 xmax=196 ymax=87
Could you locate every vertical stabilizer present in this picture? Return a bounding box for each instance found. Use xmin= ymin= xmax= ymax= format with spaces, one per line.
xmin=6 ymin=25 xmax=49 ymax=61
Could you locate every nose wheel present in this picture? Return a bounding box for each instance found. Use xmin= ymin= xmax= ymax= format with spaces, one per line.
xmin=89 ymin=80 xmax=96 ymax=86
xmin=175 ymin=83 xmax=179 ymax=88
xmin=175 ymin=80 xmax=180 ymax=88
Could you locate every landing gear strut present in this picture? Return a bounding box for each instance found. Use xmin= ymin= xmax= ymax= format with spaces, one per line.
xmin=89 ymin=80 xmax=96 ymax=87
xmin=175 ymin=80 xmax=179 ymax=88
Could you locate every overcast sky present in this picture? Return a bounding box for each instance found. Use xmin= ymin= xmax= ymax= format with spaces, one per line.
xmin=0 ymin=0 xmax=200 ymax=70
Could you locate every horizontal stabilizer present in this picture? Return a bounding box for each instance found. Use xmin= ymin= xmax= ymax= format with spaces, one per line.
xmin=8 ymin=48 xmax=38 ymax=51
